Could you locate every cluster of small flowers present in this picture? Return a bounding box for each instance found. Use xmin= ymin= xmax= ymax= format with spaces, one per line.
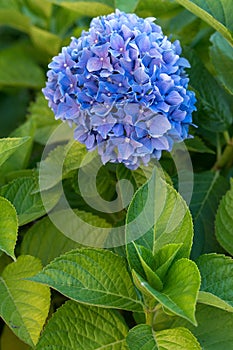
xmin=43 ymin=9 xmax=196 ymax=169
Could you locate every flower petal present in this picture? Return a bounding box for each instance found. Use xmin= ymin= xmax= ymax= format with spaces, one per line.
xmin=86 ymin=57 xmax=102 ymax=72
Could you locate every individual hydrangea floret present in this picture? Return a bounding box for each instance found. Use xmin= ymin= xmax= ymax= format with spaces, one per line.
xmin=43 ymin=9 xmax=196 ymax=169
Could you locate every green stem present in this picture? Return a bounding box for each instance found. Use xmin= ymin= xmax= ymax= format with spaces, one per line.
xmin=213 ymin=136 xmax=233 ymax=171
xmin=145 ymin=310 xmax=154 ymax=326
xmin=216 ymin=133 xmax=222 ymax=162
xmin=223 ymin=131 xmax=231 ymax=144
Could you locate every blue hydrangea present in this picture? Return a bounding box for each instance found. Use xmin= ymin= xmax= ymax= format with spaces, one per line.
xmin=42 ymin=9 xmax=196 ymax=170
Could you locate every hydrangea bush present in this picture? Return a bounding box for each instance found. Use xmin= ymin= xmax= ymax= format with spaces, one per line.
xmin=43 ymin=10 xmax=196 ymax=169
xmin=0 ymin=1 xmax=233 ymax=350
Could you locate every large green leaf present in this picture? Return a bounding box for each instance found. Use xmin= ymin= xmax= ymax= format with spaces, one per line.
xmin=0 ymin=137 xmax=30 ymax=167
xmin=31 ymin=248 xmax=143 ymax=312
xmin=47 ymin=0 xmax=114 ymax=16
xmin=185 ymin=48 xmax=232 ymax=132
xmin=126 ymin=168 xmax=193 ymax=274
xmin=189 ymin=171 xmax=229 ymax=259
xmin=154 ymin=244 xmax=183 ymax=281
xmin=21 ymin=209 xmax=110 ymax=265
xmin=210 ymin=32 xmax=233 ymax=95
xmin=133 ymin=258 xmax=200 ymax=325
xmin=29 ymin=26 xmax=61 ymax=56
xmin=115 ymin=0 xmax=139 ymax=12
xmin=0 ymin=255 xmax=50 ymax=347
xmin=0 ymin=197 xmax=18 ymax=260
xmin=184 ymin=136 xmax=215 ymax=154
xmin=39 ymin=138 xmax=89 ymax=192
xmin=175 ymin=0 xmax=233 ymax=45
xmin=197 ymin=253 xmax=233 ymax=312
xmin=20 ymin=215 xmax=81 ymax=266
xmin=135 ymin=0 xmax=180 ymax=18
xmin=0 ymin=9 xmax=30 ymax=33
xmin=126 ymin=325 xmax=201 ymax=350
xmin=155 ymin=304 xmax=233 ymax=350
xmin=28 ymin=93 xmax=61 ymax=145
xmin=0 ymin=120 xmax=35 ymax=176
xmin=0 ymin=42 xmax=44 ymax=88
xmin=215 ymin=179 xmax=233 ymax=255
xmin=36 ymin=300 xmax=128 ymax=350
xmin=0 ymin=176 xmax=60 ymax=226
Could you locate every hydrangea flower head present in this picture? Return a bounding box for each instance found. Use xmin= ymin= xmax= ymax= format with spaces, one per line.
xmin=43 ymin=9 xmax=196 ymax=169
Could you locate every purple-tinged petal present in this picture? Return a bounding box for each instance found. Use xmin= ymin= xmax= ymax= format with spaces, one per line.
xmin=156 ymin=102 xmax=170 ymax=113
xmin=121 ymin=24 xmax=133 ymax=40
xmin=86 ymin=57 xmax=102 ymax=72
xmin=177 ymin=57 xmax=190 ymax=68
xmin=151 ymin=136 xmax=170 ymax=150
xmin=166 ymin=91 xmax=184 ymax=105
xmin=147 ymin=115 xmax=171 ymax=137
xmin=171 ymin=109 xmax=186 ymax=121
xmin=118 ymin=141 xmax=134 ymax=160
xmin=136 ymin=34 xmax=151 ymax=52
xmin=86 ymin=133 xmax=96 ymax=149
xmin=134 ymin=68 xmax=149 ymax=84
xmin=97 ymin=124 xmax=114 ymax=138
xmin=92 ymin=42 xmax=110 ymax=57
xmin=110 ymin=33 xmax=125 ymax=51
xmin=102 ymin=57 xmax=113 ymax=71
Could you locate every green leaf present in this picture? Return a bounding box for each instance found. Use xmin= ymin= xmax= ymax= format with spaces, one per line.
xmin=39 ymin=139 xmax=89 ymax=192
xmin=155 ymin=304 xmax=233 ymax=350
xmin=184 ymin=48 xmax=233 ymax=132
xmin=29 ymin=26 xmax=62 ymax=56
xmin=0 ymin=0 xmax=20 ymax=10
xmin=21 ymin=209 xmax=110 ymax=266
xmin=0 ymin=9 xmax=30 ymax=33
xmin=0 ymin=253 xmax=12 ymax=275
xmin=31 ymin=248 xmax=143 ymax=312
xmin=126 ymin=325 xmax=201 ymax=350
xmin=189 ymin=171 xmax=229 ymax=259
xmin=127 ymin=324 xmax=159 ymax=350
xmin=0 ymin=325 xmax=31 ymax=350
xmin=0 ymin=137 xmax=30 ymax=167
xmin=0 ymin=255 xmax=50 ymax=347
xmin=154 ymin=244 xmax=183 ymax=281
xmin=215 ymin=179 xmax=233 ymax=255
xmin=155 ymin=327 xmax=201 ymax=350
xmin=133 ymin=258 xmax=200 ymax=325
xmin=210 ymin=32 xmax=233 ymax=95
xmin=23 ymin=0 xmax=52 ymax=19
xmin=133 ymin=244 xmax=163 ymax=291
xmin=0 ymin=120 xmax=35 ymax=176
xmin=135 ymin=0 xmax=180 ymax=18
xmin=175 ymin=0 xmax=233 ymax=45
xmin=132 ymin=163 xmax=156 ymax=188
xmin=28 ymin=93 xmax=61 ymax=145
xmin=116 ymin=164 xmax=137 ymax=208
xmin=36 ymin=300 xmax=128 ymax=350
xmin=0 ymin=42 xmax=44 ymax=88
xmin=115 ymin=0 xmax=139 ymax=12
xmin=0 ymin=197 xmax=18 ymax=260
xmin=126 ymin=168 xmax=193 ymax=274
xmin=185 ymin=136 xmax=215 ymax=154
xmin=196 ymin=253 xmax=233 ymax=312
xmin=47 ymin=0 xmax=114 ymax=17
xmin=0 ymin=176 xmax=60 ymax=226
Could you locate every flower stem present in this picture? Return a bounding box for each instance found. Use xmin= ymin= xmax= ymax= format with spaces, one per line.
xmin=216 ymin=133 xmax=222 ymax=162
xmin=223 ymin=131 xmax=231 ymax=144
xmin=213 ymin=136 xmax=233 ymax=171
xmin=145 ymin=310 xmax=154 ymax=326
